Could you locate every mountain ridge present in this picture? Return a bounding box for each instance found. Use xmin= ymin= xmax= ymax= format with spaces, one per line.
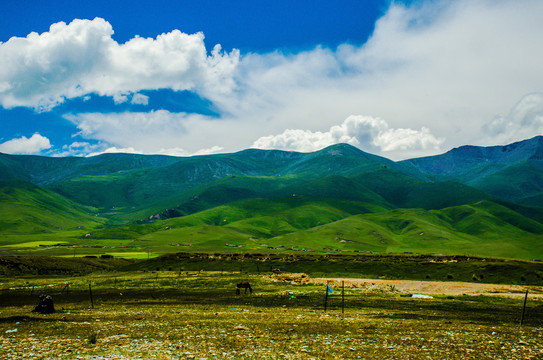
xmin=1 ymin=137 xmax=542 ymax=260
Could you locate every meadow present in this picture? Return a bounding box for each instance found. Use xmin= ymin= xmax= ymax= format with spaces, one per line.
xmin=1 ymin=269 xmax=542 ymax=359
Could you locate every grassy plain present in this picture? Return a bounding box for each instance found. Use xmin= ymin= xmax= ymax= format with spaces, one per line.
xmin=1 ymin=271 xmax=542 ymax=359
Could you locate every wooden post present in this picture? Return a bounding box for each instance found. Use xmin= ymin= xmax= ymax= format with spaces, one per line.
xmin=89 ymin=283 xmax=94 ymax=308
xmin=341 ymin=281 xmax=345 ymax=318
xmin=520 ymin=290 xmax=529 ymax=326
xmin=324 ymin=280 xmax=330 ymax=312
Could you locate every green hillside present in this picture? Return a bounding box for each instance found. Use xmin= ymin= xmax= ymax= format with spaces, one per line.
xmin=402 ymin=136 xmax=543 ymax=203
xmin=468 ymin=161 xmax=543 ymax=203
xmin=353 ymin=168 xmax=494 ymax=209
xmin=266 ymin=201 xmax=543 ymax=259
xmin=4 ymin=194 xmax=537 ymax=260
xmin=2 ymin=140 xmax=543 ymax=261
xmin=0 ymin=181 xmax=106 ymax=234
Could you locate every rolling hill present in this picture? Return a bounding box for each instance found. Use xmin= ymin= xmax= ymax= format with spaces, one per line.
xmin=0 ymin=180 xmax=105 ymax=234
xmin=1 ymin=138 xmax=542 ymax=260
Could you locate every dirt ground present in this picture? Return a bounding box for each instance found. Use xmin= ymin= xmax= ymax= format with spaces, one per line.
xmin=311 ymin=277 xmax=543 ymax=298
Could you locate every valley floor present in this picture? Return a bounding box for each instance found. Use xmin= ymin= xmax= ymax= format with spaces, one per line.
xmin=1 ymin=272 xmax=542 ymax=359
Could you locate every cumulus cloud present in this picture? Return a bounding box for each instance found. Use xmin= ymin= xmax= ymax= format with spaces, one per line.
xmin=0 ymin=18 xmax=239 ymax=110
xmin=131 ymin=93 xmax=149 ymax=105
xmin=252 ymin=115 xmax=443 ymax=159
xmin=63 ymin=110 xmax=223 ymax=154
xmin=226 ymin=0 xmax=543 ymax=156
xmin=85 ymin=144 xmax=224 ymax=158
xmin=54 ymin=141 xmax=104 ymax=157
xmin=0 ymin=133 xmax=52 ymax=154
xmin=482 ymin=93 xmax=543 ymax=145
xmin=2 ymin=0 xmax=543 ymax=159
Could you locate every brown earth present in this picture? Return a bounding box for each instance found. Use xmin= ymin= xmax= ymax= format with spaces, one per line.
xmin=311 ymin=277 xmax=543 ymax=298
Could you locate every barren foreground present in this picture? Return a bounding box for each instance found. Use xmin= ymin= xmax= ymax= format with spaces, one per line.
xmin=1 ymin=272 xmax=542 ymax=359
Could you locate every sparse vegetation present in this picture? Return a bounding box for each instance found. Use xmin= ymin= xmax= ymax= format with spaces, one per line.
xmin=1 ymin=270 xmax=542 ymax=359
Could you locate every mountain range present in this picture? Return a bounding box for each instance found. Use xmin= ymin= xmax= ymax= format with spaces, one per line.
xmin=1 ymin=136 xmax=542 ymax=260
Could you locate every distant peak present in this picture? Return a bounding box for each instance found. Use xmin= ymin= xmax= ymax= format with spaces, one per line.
xmin=319 ymin=143 xmax=364 ymax=155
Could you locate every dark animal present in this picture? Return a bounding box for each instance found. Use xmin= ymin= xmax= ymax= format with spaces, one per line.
xmin=32 ymin=294 xmax=55 ymax=314
xmin=236 ymin=281 xmax=252 ymax=295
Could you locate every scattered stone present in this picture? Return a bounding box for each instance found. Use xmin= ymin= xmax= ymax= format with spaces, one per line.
xmin=412 ymin=294 xmax=434 ymax=299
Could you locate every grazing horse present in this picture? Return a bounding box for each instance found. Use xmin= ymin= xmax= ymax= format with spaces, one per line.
xmin=236 ymin=281 xmax=252 ymax=295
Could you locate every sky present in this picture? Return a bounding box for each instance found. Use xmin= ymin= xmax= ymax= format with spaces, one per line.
xmin=1 ymin=0 xmax=543 ymax=160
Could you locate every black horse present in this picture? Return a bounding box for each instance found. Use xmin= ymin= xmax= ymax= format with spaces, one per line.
xmin=236 ymin=282 xmax=252 ymax=295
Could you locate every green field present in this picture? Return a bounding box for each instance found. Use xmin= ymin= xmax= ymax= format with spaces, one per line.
xmin=0 ymin=240 xmax=68 ymax=248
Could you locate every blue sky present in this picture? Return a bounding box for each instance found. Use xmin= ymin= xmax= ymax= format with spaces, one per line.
xmin=1 ymin=0 xmax=543 ymax=159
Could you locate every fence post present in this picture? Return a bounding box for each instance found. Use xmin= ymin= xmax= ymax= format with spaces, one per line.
xmin=341 ymin=281 xmax=345 ymax=318
xmin=324 ymin=280 xmax=330 ymax=312
xmin=520 ymin=290 xmax=529 ymax=326
xmin=89 ymin=283 xmax=94 ymax=308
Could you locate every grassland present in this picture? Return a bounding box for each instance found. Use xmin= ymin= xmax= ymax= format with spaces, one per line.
xmin=1 ymin=270 xmax=542 ymax=359
xmin=2 ymin=197 xmax=542 ymax=261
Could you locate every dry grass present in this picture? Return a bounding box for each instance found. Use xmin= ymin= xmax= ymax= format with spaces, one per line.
xmin=1 ymin=272 xmax=542 ymax=359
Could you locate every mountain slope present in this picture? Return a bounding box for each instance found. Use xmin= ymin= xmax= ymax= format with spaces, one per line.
xmin=265 ymin=201 xmax=543 ymax=259
xmin=401 ymin=136 xmax=543 ymax=203
xmin=0 ymin=181 xmax=105 ymax=234
xmin=2 ymin=138 xmax=543 ymax=260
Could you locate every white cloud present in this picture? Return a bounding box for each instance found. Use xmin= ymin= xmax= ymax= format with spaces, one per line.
xmin=131 ymin=93 xmax=149 ymax=105
xmin=85 ymin=144 xmax=224 ymax=158
xmin=0 ymin=133 xmax=52 ymax=154
xmin=3 ymin=0 xmax=543 ymax=159
xmin=252 ymin=115 xmax=443 ymax=159
xmin=223 ymin=0 xmax=543 ymax=157
xmin=64 ymin=110 xmax=223 ymax=154
xmin=482 ymin=93 xmax=543 ymax=145
xmin=113 ymin=93 xmax=129 ymax=105
xmin=0 ymin=18 xmax=239 ymax=110
xmin=55 ymin=141 xmax=104 ymax=157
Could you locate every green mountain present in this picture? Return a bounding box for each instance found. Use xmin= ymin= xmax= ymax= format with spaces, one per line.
xmin=402 ymin=135 xmax=543 ymax=204
xmin=1 ymin=144 xmax=399 ymax=222
xmin=0 ymin=180 xmax=105 ymax=234
xmin=1 ymin=139 xmax=542 ymax=260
